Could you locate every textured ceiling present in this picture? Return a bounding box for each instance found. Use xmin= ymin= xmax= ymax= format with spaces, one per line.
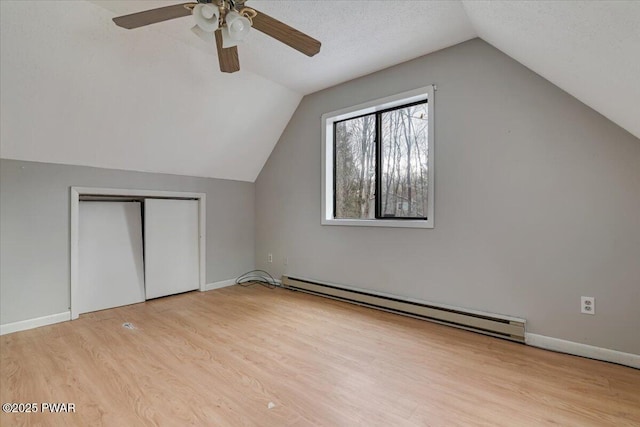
xmin=89 ymin=0 xmax=477 ymax=95
xmin=0 ymin=1 xmax=301 ymax=182
xmin=1 ymin=1 xmax=638 ymax=183
xmin=462 ymin=0 xmax=640 ymax=140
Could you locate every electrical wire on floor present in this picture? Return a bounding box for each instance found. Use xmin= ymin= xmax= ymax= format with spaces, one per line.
xmin=235 ymin=270 xmax=278 ymax=289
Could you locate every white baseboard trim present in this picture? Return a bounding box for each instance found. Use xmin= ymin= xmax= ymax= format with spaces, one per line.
xmin=203 ymin=278 xmax=238 ymax=291
xmin=0 ymin=311 xmax=71 ymax=336
xmin=525 ymin=333 xmax=639 ymax=369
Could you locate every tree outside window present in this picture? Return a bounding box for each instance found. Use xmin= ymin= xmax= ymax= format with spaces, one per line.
xmin=334 ymin=101 xmax=429 ymax=220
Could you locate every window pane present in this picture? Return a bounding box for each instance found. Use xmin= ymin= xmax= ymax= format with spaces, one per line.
xmin=380 ymin=102 xmax=429 ymax=218
xmin=334 ymin=114 xmax=376 ymax=219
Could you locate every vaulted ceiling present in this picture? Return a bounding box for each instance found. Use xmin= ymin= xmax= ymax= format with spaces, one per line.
xmin=1 ymin=1 xmax=638 ymax=182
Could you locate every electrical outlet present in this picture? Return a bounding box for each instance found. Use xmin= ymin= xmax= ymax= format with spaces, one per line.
xmin=267 ymin=253 xmax=273 ymax=263
xmin=581 ymin=296 xmax=595 ymax=315
xmin=284 ymin=256 xmax=288 ymax=266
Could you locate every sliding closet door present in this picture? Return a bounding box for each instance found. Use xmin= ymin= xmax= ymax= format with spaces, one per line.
xmin=78 ymin=202 xmax=145 ymax=314
xmin=144 ymin=199 xmax=200 ymax=299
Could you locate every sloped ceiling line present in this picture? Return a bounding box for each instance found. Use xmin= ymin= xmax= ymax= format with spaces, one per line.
xmin=1 ymin=0 xmax=638 ymax=183
xmin=461 ymin=0 xmax=640 ymax=139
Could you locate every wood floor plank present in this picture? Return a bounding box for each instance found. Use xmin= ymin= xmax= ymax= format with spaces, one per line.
xmin=1 ymin=285 xmax=639 ymax=426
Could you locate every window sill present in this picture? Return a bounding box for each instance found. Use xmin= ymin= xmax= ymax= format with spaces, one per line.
xmin=321 ymin=218 xmax=434 ymax=229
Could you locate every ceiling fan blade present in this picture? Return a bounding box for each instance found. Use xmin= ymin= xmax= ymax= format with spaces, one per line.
xmin=215 ymin=30 xmax=240 ymax=73
xmin=251 ymin=9 xmax=321 ymax=57
xmin=113 ymin=3 xmax=196 ymax=29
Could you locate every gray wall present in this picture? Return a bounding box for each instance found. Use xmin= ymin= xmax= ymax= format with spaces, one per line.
xmin=255 ymin=39 xmax=640 ymax=355
xmin=0 ymin=159 xmax=255 ymax=325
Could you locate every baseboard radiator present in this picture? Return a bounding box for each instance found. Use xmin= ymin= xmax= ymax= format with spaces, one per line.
xmin=282 ymin=276 xmax=526 ymax=343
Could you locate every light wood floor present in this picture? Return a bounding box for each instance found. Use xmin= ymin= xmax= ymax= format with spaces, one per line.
xmin=1 ymin=285 xmax=639 ymax=426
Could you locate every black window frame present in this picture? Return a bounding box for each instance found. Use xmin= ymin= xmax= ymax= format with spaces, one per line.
xmin=332 ymin=98 xmax=429 ymax=221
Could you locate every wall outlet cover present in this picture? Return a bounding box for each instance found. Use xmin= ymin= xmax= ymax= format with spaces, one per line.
xmin=581 ymin=296 xmax=595 ymax=315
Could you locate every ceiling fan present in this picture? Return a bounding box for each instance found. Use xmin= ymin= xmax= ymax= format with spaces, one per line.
xmin=112 ymin=0 xmax=321 ymax=73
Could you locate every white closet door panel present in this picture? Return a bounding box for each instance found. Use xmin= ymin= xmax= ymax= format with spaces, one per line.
xmin=78 ymin=202 xmax=145 ymax=314
xmin=144 ymin=199 xmax=199 ymax=299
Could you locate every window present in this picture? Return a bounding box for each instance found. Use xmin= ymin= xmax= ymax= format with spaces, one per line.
xmin=322 ymin=86 xmax=435 ymax=228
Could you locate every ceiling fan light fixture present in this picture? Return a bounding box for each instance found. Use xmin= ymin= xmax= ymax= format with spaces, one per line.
xmin=193 ymin=3 xmax=219 ymax=32
xmin=221 ymin=11 xmax=251 ymax=48
xmin=191 ymin=25 xmax=215 ymax=44
xmin=111 ymin=1 xmax=322 ymax=73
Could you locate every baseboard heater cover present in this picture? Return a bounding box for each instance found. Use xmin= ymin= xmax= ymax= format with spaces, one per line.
xmin=282 ymin=276 xmax=526 ymax=343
